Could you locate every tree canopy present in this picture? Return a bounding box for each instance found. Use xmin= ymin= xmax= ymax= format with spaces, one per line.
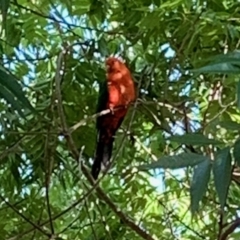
xmin=1 ymin=0 xmax=240 ymax=239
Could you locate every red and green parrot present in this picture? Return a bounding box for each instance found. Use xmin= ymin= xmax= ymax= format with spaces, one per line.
xmin=91 ymin=57 xmax=135 ymax=179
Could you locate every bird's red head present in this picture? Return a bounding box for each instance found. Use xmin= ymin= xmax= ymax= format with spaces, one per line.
xmin=105 ymin=57 xmax=124 ymax=72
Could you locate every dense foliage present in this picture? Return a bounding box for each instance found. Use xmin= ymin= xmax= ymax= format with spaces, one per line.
xmin=1 ymin=0 xmax=240 ymax=239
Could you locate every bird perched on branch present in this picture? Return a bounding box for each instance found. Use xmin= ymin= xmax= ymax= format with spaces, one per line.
xmin=91 ymin=57 xmax=135 ymax=180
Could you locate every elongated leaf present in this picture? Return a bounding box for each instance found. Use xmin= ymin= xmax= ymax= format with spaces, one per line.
xmin=219 ymin=120 xmax=240 ymax=130
xmin=233 ymin=139 xmax=240 ymax=166
xmin=0 ymin=86 xmax=24 ymax=117
xmin=190 ymin=159 xmax=212 ymax=213
xmin=191 ymin=51 xmax=240 ymax=75
xmin=0 ymin=69 xmax=34 ymax=115
xmin=0 ymin=0 xmax=9 ymax=31
xmin=0 ymin=68 xmax=23 ymax=97
xmin=0 ymin=0 xmax=9 ymax=13
xmin=208 ymin=51 xmax=240 ymax=64
xmin=191 ymin=63 xmax=240 ymax=74
xmin=139 ymin=153 xmax=207 ymax=170
xmin=237 ymin=80 xmax=240 ymax=110
xmin=213 ymin=147 xmax=232 ymax=209
xmin=169 ymin=133 xmax=222 ymax=145
xmin=0 ymin=68 xmax=33 ymax=111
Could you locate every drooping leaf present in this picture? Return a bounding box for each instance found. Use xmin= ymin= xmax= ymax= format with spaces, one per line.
xmin=191 ymin=63 xmax=240 ymax=74
xmin=168 ymin=133 xmax=222 ymax=145
xmin=0 ymin=0 xmax=9 ymax=13
xmin=0 ymin=68 xmax=34 ymax=113
xmin=208 ymin=51 xmax=240 ymax=64
xmin=237 ymin=80 xmax=240 ymax=110
xmin=233 ymin=138 xmax=240 ymax=166
xmin=190 ymin=159 xmax=212 ymax=213
xmin=191 ymin=51 xmax=240 ymax=75
xmin=0 ymin=0 xmax=9 ymax=31
xmin=213 ymin=147 xmax=232 ymax=209
xmin=139 ymin=153 xmax=208 ymax=170
xmin=0 ymin=85 xmax=24 ymax=117
xmin=219 ymin=120 xmax=240 ymax=130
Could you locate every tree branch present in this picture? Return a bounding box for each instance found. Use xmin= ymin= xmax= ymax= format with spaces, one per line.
xmin=0 ymin=136 xmax=26 ymax=162
xmin=0 ymin=195 xmax=50 ymax=237
xmin=12 ymin=0 xmax=107 ymax=33
xmin=54 ymin=49 xmax=157 ymax=240
xmin=220 ymin=218 xmax=240 ymax=240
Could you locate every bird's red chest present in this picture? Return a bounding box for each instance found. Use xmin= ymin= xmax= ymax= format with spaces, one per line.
xmin=107 ymin=83 xmax=123 ymax=109
xmin=108 ymin=84 xmax=120 ymax=105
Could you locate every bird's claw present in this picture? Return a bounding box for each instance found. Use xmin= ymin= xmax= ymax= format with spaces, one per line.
xmin=109 ymin=105 xmax=114 ymax=115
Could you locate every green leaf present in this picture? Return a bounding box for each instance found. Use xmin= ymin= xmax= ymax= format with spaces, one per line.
xmin=209 ymin=51 xmax=240 ymax=63
xmin=168 ymin=133 xmax=222 ymax=145
xmin=0 ymin=85 xmax=24 ymax=117
xmin=0 ymin=0 xmax=9 ymax=13
xmin=219 ymin=120 xmax=240 ymax=130
xmin=233 ymin=138 xmax=240 ymax=166
xmin=237 ymin=80 xmax=240 ymax=110
xmin=160 ymin=0 xmax=183 ymax=9
xmin=0 ymin=0 xmax=9 ymax=31
xmin=153 ymin=0 xmax=160 ymax=6
xmin=139 ymin=153 xmax=207 ymax=170
xmin=213 ymin=147 xmax=232 ymax=209
xmin=191 ymin=63 xmax=240 ymax=74
xmin=0 ymin=68 xmax=34 ymax=112
xmin=192 ymin=51 xmax=240 ymax=74
xmin=190 ymin=159 xmax=212 ymax=213
xmin=98 ymin=36 xmax=109 ymax=56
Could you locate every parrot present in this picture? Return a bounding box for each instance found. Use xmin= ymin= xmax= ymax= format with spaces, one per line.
xmin=91 ymin=57 xmax=135 ymax=180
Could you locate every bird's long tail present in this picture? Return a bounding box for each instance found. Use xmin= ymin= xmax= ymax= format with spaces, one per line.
xmin=91 ymin=133 xmax=114 ymax=180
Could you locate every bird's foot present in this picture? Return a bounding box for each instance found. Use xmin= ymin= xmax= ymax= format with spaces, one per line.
xmin=109 ymin=105 xmax=114 ymax=115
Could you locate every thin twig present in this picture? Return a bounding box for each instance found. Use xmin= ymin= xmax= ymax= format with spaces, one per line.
xmin=69 ymin=109 xmax=111 ymax=133
xmin=94 ymin=198 xmax=113 ymax=240
xmin=58 ymin=210 xmax=83 ymax=234
xmin=173 ymin=212 xmax=206 ymax=239
xmin=7 ymin=180 xmax=105 ymax=240
xmin=158 ymin=201 xmax=180 ymax=240
xmin=69 ymin=105 xmax=134 ymax=134
xmin=134 ymin=135 xmax=158 ymax=162
xmin=84 ymin=201 xmax=98 ymax=240
xmin=13 ymin=0 xmax=108 ymax=34
xmin=43 ymin=98 xmax=57 ymax=236
xmin=31 ymin=207 xmax=44 ymax=240
xmin=0 ymin=136 xmax=26 ymax=161
xmin=0 ymin=195 xmax=50 ymax=237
